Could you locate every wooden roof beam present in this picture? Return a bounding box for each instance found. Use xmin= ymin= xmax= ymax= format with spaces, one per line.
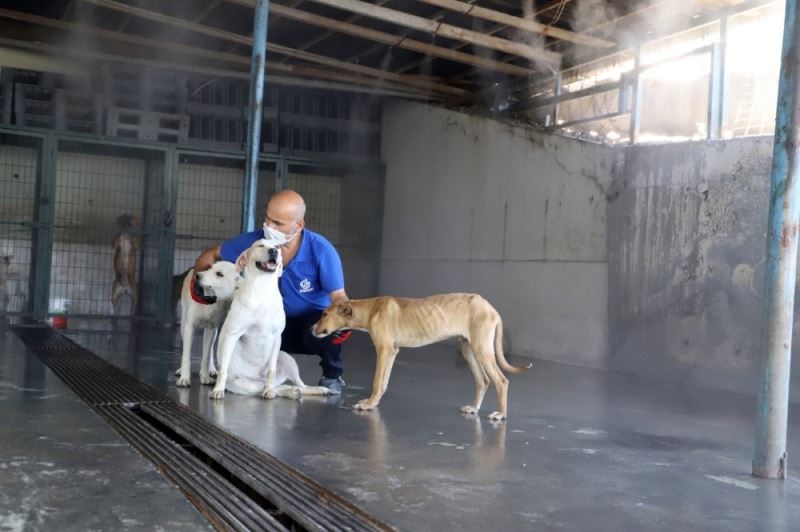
xmin=300 ymin=0 xmax=561 ymax=67
xmin=75 ymin=0 xmax=464 ymax=95
xmin=231 ymin=0 xmax=537 ymax=77
xmin=412 ymin=0 xmax=614 ymax=48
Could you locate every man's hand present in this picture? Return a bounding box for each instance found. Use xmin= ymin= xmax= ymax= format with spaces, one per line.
xmin=331 ymin=330 xmax=352 ymax=345
xmin=194 ymin=244 xmax=222 ymax=273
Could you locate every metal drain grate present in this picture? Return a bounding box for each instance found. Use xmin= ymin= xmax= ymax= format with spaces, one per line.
xmin=12 ymin=325 xmax=395 ymax=532
xmin=12 ymin=325 xmax=165 ymax=405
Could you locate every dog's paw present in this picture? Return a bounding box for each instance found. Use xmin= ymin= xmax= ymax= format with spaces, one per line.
xmin=460 ymin=405 xmax=478 ymax=415
xmin=176 ymin=376 xmax=191 ymax=388
xmin=199 ymin=373 xmax=216 ymax=385
xmin=286 ymin=387 xmax=301 ymax=400
xmin=353 ymin=399 xmax=377 ymax=411
xmin=261 ymin=388 xmax=277 ymax=400
xmin=209 ymin=388 xmax=225 ymax=400
xmin=174 ymin=368 xmax=182 ymax=376
xmin=488 ymin=411 xmax=507 ymax=421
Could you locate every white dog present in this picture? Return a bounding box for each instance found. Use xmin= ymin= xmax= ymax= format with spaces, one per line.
xmin=209 ymin=239 xmax=329 ymax=400
xmin=176 ymin=261 xmax=240 ymax=387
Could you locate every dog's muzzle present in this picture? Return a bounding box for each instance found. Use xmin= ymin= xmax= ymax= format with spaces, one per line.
xmin=255 ymin=248 xmax=279 ymax=273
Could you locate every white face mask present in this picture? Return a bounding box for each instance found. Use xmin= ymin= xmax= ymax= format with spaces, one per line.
xmin=263 ymin=223 xmax=298 ymax=246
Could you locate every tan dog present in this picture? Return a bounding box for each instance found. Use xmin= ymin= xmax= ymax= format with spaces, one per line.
xmin=311 ymin=293 xmax=531 ymax=420
xmin=111 ymin=214 xmax=140 ymax=316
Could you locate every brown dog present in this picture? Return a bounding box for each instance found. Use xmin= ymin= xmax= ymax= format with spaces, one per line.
xmin=111 ymin=214 xmax=140 ymax=316
xmin=311 ymin=293 xmax=531 ymax=420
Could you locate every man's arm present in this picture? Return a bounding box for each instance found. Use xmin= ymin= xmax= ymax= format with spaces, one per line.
xmin=329 ymin=288 xmax=348 ymax=303
xmin=194 ymin=244 xmax=222 ymax=272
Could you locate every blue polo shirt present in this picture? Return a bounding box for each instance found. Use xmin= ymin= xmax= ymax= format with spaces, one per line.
xmin=219 ymin=229 xmax=344 ymax=317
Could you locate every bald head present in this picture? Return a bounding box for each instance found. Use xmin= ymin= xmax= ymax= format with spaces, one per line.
xmin=264 ymin=189 xmax=306 ymax=243
xmin=269 ymin=189 xmax=306 ymax=221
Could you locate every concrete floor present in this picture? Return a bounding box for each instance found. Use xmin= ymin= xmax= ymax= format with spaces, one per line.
xmin=0 ymin=326 xmax=211 ymax=532
xmin=3 ymin=322 xmax=800 ymax=531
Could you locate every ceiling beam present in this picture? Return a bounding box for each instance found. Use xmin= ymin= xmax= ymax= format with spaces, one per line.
xmin=288 ymin=0 xmax=393 ymax=60
xmin=0 ymin=36 xmax=438 ymax=100
xmin=293 ymin=0 xmax=561 ymax=67
xmin=82 ymin=0 xmax=534 ymax=77
xmin=0 ymin=8 xmax=462 ymax=96
xmin=412 ymin=0 xmax=614 ymax=48
xmin=388 ymin=0 xmax=573 ymax=78
xmin=228 ymin=0 xmax=536 ymax=76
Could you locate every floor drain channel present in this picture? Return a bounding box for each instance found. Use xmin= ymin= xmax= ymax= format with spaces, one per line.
xmin=12 ymin=325 xmax=395 ymax=532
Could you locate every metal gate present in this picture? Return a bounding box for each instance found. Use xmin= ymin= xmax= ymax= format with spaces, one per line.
xmin=0 ymin=128 xmax=383 ymax=327
xmin=50 ymin=140 xmax=166 ymax=324
xmin=0 ymin=132 xmax=40 ymax=321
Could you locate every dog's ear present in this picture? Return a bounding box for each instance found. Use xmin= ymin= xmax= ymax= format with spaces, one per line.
xmin=235 ymin=251 xmax=249 ymax=273
xmin=338 ymin=302 xmax=353 ymax=317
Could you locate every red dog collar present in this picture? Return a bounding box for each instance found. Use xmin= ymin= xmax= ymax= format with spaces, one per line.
xmin=190 ymin=277 xmax=217 ymax=305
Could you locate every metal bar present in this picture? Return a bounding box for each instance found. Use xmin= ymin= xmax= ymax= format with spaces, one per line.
xmin=709 ymin=15 xmax=729 ymax=139
xmin=277 ymin=155 xmax=287 ymax=191
xmin=549 ymin=110 xmax=628 ymax=130
xmin=158 ymin=146 xmax=179 ymax=324
xmin=30 ymin=134 xmax=56 ymax=319
xmin=707 ymin=41 xmax=724 ymax=139
xmin=512 ymin=78 xmax=623 ymax=113
xmin=754 ymin=0 xmax=800 ymax=481
xmin=628 ymin=46 xmax=642 ymax=145
xmin=242 ymin=0 xmax=269 ymax=234
xmin=550 ymin=72 xmax=562 ymax=127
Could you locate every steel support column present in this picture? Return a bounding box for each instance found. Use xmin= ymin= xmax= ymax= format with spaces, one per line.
xmin=628 ymin=46 xmax=642 ymax=145
xmin=157 ymin=146 xmax=179 ymax=325
xmin=754 ymin=0 xmax=800 ymax=480
xmin=30 ymin=134 xmax=56 ymax=319
xmin=242 ymin=0 xmax=269 ymax=233
xmin=708 ymin=16 xmax=728 ymax=139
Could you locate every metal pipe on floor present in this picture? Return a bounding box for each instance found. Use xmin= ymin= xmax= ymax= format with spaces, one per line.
xmin=754 ymin=0 xmax=800 ymax=480
xmin=242 ymin=0 xmax=269 ymax=233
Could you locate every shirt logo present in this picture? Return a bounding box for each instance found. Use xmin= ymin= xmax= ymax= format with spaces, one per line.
xmin=299 ymin=278 xmax=313 ymax=293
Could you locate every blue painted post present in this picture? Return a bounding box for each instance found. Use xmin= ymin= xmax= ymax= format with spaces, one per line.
xmin=754 ymin=0 xmax=800 ymax=480
xmin=628 ymin=46 xmax=642 ymax=145
xmin=242 ymin=0 xmax=270 ymax=233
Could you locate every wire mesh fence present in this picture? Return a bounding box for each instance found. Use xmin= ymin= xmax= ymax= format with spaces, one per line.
xmin=174 ymin=154 xmax=277 ymax=273
xmin=51 ymin=141 xmax=161 ymax=321
xmin=0 ymin=129 xmax=382 ymax=326
xmin=0 ymin=133 xmax=38 ymax=320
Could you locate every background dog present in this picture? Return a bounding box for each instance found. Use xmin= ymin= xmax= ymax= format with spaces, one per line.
xmin=210 ymin=239 xmax=329 ymax=400
xmin=111 ymin=214 xmax=140 ymax=316
xmin=0 ymin=254 xmax=26 ymax=317
xmin=176 ymin=261 xmax=239 ymax=387
xmin=312 ymin=293 xmax=531 ymax=420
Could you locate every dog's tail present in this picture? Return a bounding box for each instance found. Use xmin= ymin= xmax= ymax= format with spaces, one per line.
xmin=494 ymin=320 xmax=532 ymax=374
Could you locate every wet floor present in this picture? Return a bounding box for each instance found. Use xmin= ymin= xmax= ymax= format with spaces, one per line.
xmin=4 ymin=321 xmax=800 ymax=531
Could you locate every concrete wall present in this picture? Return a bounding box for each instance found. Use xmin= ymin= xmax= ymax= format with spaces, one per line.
xmin=381 ymin=103 xmax=795 ymax=401
xmin=380 ymin=102 xmax=616 ymax=367
xmin=607 ymin=137 xmax=800 ymax=399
